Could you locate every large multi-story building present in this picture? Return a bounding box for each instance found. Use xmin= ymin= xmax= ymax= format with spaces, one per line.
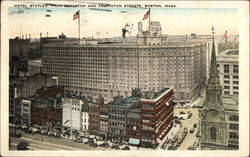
xmin=217 ymin=49 xmax=239 ymax=96
xmin=42 ymin=21 xmax=206 ymax=104
xmin=140 ymin=88 xmax=174 ymax=147
xmin=9 ymin=38 xmax=30 ymax=59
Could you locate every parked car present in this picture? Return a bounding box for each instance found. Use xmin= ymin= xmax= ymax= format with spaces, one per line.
xmin=193 ymin=123 xmax=197 ymax=128
xmin=184 ymin=127 xmax=188 ymax=133
xmin=99 ymin=142 xmax=109 ymax=148
xmin=180 ymin=111 xmax=185 ymax=114
xmin=175 ymin=119 xmax=182 ymax=124
xmin=75 ymin=138 xmax=82 ymax=143
xmin=196 ymin=131 xmax=200 ymax=137
xmin=189 ymin=128 xmax=195 ymax=133
xmin=188 ymin=113 xmax=193 ymax=119
xmin=122 ymin=146 xmax=130 ymax=150
xmin=111 ymin=145 xmax=119 ymax=149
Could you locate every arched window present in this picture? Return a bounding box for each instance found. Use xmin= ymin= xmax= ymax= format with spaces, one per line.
xmin=210 ymin=127 xmax=216 ymax=140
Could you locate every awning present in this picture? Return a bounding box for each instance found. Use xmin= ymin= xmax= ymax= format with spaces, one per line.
xmin=129 ymin=138 xmax=140 ymax=145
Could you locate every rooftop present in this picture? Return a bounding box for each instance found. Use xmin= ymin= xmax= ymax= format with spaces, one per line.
xmin=43 ymin=41 xmax=205 ymax=48
xmin=37 ymin=86 xmax=63 ymax=100
xmin=141 ymin=88 xmax=171 ymax=102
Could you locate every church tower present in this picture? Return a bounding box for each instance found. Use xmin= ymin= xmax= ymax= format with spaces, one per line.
xmin=199 ymin=27 xmax=228 ymax=150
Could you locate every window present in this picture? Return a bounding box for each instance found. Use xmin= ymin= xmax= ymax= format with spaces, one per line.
xmin=143 ymin=104 xmax=153 ymax=109
xmin=233 ymin=65 xmax=238 ymax=73
xmin=229 ymin=132 xmax=239 ymax=139
xmin=233 ymin=75 xmax=239 ymax=79
xmin=229 ymin=115 xmax=239 ymax=121
xmin=233 ymin=81 xmax=239 ymax=84
xmin=224 ymin=75 xmax=230 ymax=79
xmin=224 ymin=65 xmax=229 ymax=73
xmin=229 ymin=123 xmax=239 ymax=130
xmin=224 ymin=80 xmax=230 ymax=84
xmin=210 ymin=127 xmax=216 ymax=141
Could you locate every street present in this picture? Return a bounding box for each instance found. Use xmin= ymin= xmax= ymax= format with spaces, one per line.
xmin=9 ymin=128 xmax=96 ymax=150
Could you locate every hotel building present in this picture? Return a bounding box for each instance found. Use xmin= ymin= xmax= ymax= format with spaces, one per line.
xmin=42 ymin=21 xmax=206 ymax=104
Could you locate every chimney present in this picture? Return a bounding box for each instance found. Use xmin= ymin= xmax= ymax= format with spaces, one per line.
xmin=40 ymin=32 xmax=42 ymax=38
xmin=29 ymin=34 xmax=31 ymax=39
xmin=47 ymin=32 xmax=48 ymax=37
xmin=22 ymin=35 xmax=24 ymax=39
xmin=25 ymin=34 xmax=27 ymax=39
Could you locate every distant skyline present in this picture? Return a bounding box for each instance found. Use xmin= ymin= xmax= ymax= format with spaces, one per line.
xmin=8 ymin=7 xmax=238 ymax=38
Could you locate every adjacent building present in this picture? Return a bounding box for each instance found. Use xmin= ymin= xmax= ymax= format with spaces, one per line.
xmin=31 ymin=86 xmax=63 ymax=126
xmin=126 ymin=108 xmax=141 ymax=144
xmin=42 ymin=21 xmax=206 ymax=105
xmin=9 ymin=73 xmax=57 ymax=123
xmin=9 ymin=38 xmax=30 ymax=59
xmin=20 ymin=99 xmax=31 ymax=126
xmin=222 ymin=96 xmax=239 ymax=150
xmin=217 ymin=49 xmax=239 ymax=96
xmin=88 ymin=102 xmax=100 ymax=136
xmin=62 ymin=97 xmax=84 ymax=130
xmin=140 ymin=88 xmax=174 ymax=147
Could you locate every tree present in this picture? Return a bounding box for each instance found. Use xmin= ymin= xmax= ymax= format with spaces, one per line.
xmin=17 ymin=141 xmax=29 ymax=150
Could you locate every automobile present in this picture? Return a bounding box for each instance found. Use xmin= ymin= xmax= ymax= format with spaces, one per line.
xmin=184 ymin=127 xmax=188 ymax=133
xmin=175 ymin=119 xmax=182 ymax=124
xmin=189 ymin=128 xmax=195 ymax=133
xmin=188 ymin=113 xmax=193 ymax=119
xmin=99 ymin=142 xmax=109 ymax=148
xmin=171 ymin=136 xmax=178 ymax=143
xmin=177 ymin=139 xmax=182 ymax=147
xmin=165 ymin=139 xmax=170 ymax=144
xmin=93 ymin=143 xmax=98 ymax=148
xmin=75 ymin=138 xmax=82 ymax=143
xmin=193 ymin=123 xmax=197 ymax=128
xmin=188 ymin=146 xmax=194 ymax=150
xmin=180 ymin=111 xmax=185 ymax=114
xmin=172 ymin=143 xmax=178 ymax=150
xmin=122 ymin=146 xmax=130 ymax=150
xmin=196 ymin=131 xmax=200 ymax=137
xmin=24 ymin=130 xmax=32 ymax=134
xmin=111 ymin=145 xmax=119 ymax=149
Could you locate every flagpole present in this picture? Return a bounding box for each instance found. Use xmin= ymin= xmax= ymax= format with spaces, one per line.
xmin=149 ymin=8 xmax=151 ymax=29
xmin=78 ymin=10 xmax=80 ymax=40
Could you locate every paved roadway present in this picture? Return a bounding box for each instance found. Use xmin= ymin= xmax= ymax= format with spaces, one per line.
xmin=174 ymin=108 xmax=199 ymax=150
xmin=9 ymin=128 xmax=99 ymax=150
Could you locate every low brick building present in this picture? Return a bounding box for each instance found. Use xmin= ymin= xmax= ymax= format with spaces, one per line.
xmin=31 ymin=86 xmax=63 ymax=126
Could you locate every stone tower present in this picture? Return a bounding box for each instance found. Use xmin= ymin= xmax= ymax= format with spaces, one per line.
xmin=199 ymin=27 xmax=228 ymax=150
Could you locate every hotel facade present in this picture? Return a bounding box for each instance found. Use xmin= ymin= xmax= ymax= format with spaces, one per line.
xmin=42 ymin=21 xmax=206 ymax=105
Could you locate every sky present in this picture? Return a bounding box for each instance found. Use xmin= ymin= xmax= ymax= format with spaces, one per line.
xmin=8 ymin=7 xmax=238 ymax=38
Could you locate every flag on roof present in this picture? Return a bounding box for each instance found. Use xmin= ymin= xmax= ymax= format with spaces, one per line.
xmin=73 ymin=10 xmax=79 ymax=20
xmin=143 ymin=9 xmax=150 ymax=20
